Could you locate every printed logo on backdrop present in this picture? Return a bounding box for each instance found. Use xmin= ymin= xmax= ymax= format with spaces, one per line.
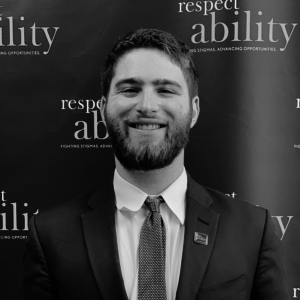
xmin=293 ymin=289 xmax=300 ymax=299
xmin=0 ymin=5 xmax=59 ymax=55
xmin=60 ymin=98 xmax=111 ymax=150
xmin=0 ymin=191 xmax=39 ymax=240
xmin=178 ymin=0 xmax=298 ymax=52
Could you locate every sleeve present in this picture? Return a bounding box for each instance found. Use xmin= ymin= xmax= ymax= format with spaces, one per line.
xmin=250 ymin=209 xmax=290 ymax=300
xmin=19 ymin=216 xmax=59 ymax=300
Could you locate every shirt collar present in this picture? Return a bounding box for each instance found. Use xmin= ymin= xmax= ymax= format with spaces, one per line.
xmin=113 ymin=168 xmax=187 ymax=225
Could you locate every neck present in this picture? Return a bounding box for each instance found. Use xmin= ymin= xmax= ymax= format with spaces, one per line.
xmin=115 ymin=151 xmax=184 ymax=195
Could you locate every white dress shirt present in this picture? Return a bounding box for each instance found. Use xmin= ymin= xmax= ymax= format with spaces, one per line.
xmin=114 ymin=168 xmax=187 ymax=300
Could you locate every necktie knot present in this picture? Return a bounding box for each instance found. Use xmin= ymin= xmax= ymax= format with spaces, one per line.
xmin=145 ymin=196 xmax=163 ymax=213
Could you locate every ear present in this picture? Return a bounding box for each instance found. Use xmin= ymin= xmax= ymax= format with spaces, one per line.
xmin=190 ymin=96 xmax=200 ymax=128
xmin=100 ymin=96 xmax=107 ymax=127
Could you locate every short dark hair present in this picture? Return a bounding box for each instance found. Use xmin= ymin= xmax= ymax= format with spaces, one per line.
xmin=101 ymin=28 xmax=198 ymax=99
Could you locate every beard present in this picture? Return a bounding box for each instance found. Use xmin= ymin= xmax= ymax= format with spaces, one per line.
xmin=104 ymin=109 xmax=192 ymax=171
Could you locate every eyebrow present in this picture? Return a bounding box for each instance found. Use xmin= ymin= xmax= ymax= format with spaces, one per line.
xmin=115 ymin=78 xmax=144 ymax=89
xmin=114 ymin=77 xmax=182 ymax=90
xmin=152 ymin=79 xmax=182 ymax=89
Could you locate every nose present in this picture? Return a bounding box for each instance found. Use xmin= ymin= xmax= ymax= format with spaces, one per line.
xmin=135 ymin=89 xmax=159 ymax=116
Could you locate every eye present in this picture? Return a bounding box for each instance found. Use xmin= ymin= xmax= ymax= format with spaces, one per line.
xmin=158 ymin=89 xmax=176 ymax=95
xmin=119 ymin=88 xmax=140 ymax=96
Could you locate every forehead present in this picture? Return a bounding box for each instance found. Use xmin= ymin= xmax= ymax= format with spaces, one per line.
xmin=111 ymin=48 xmax=188 ymax=89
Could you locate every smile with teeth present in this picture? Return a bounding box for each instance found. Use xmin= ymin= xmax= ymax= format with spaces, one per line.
xmin=135 ymin=124 xmax=163 ymax=130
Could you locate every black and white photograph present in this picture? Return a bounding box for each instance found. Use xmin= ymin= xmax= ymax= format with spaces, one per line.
xmin=1 ymin=0 xmax=300 ymax=299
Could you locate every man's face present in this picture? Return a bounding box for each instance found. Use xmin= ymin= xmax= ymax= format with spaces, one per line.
xmin=101 ymin=48 xmax=199 ymax=171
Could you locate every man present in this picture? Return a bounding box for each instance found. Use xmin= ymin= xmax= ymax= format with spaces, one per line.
xmin=20 ymin=29 xmax=289 ymax=300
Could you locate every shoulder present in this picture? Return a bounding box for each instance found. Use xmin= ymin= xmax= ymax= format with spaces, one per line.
xmin=188 ymin=174 xmax=266 ymax=214
xmin=196 ymin=184 xmax=274 ymax=249
xmin=33 ymin=189 xmax=97 ymax=232
xmin=188 ymin=177 xmax=269 ymax=229
xmin=33 ymin=175 xmax=115 ymax=234
xmin=204 ymin=185 xmax=265 ymax=215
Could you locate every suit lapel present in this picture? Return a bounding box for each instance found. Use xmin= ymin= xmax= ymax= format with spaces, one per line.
xmin=81 ymin=182 xmax=128 ymax=300
xmin=176 ymin=176 xmax=219 ymax=300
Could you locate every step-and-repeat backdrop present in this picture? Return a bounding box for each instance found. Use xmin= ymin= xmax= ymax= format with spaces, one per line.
xmin=1 ymin=0 xmax=299 ymax=299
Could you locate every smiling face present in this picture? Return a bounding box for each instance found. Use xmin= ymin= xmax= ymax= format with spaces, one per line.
xmin=101 ymin=48 xmax=199 ymax=171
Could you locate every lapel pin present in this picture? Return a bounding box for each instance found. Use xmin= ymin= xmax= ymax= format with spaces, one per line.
xmin=194 ymin=232 xmax=208 ymax=245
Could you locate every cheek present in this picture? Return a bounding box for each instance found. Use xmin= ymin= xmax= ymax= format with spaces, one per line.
xmin=106 ymin=97 xmax=136 ymax=118
xmin=163 ymin=100 xmax=190 ymax=120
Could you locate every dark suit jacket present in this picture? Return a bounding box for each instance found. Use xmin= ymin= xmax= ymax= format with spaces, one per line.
xmin=19 ymin=175 xmax=289 ymax=300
